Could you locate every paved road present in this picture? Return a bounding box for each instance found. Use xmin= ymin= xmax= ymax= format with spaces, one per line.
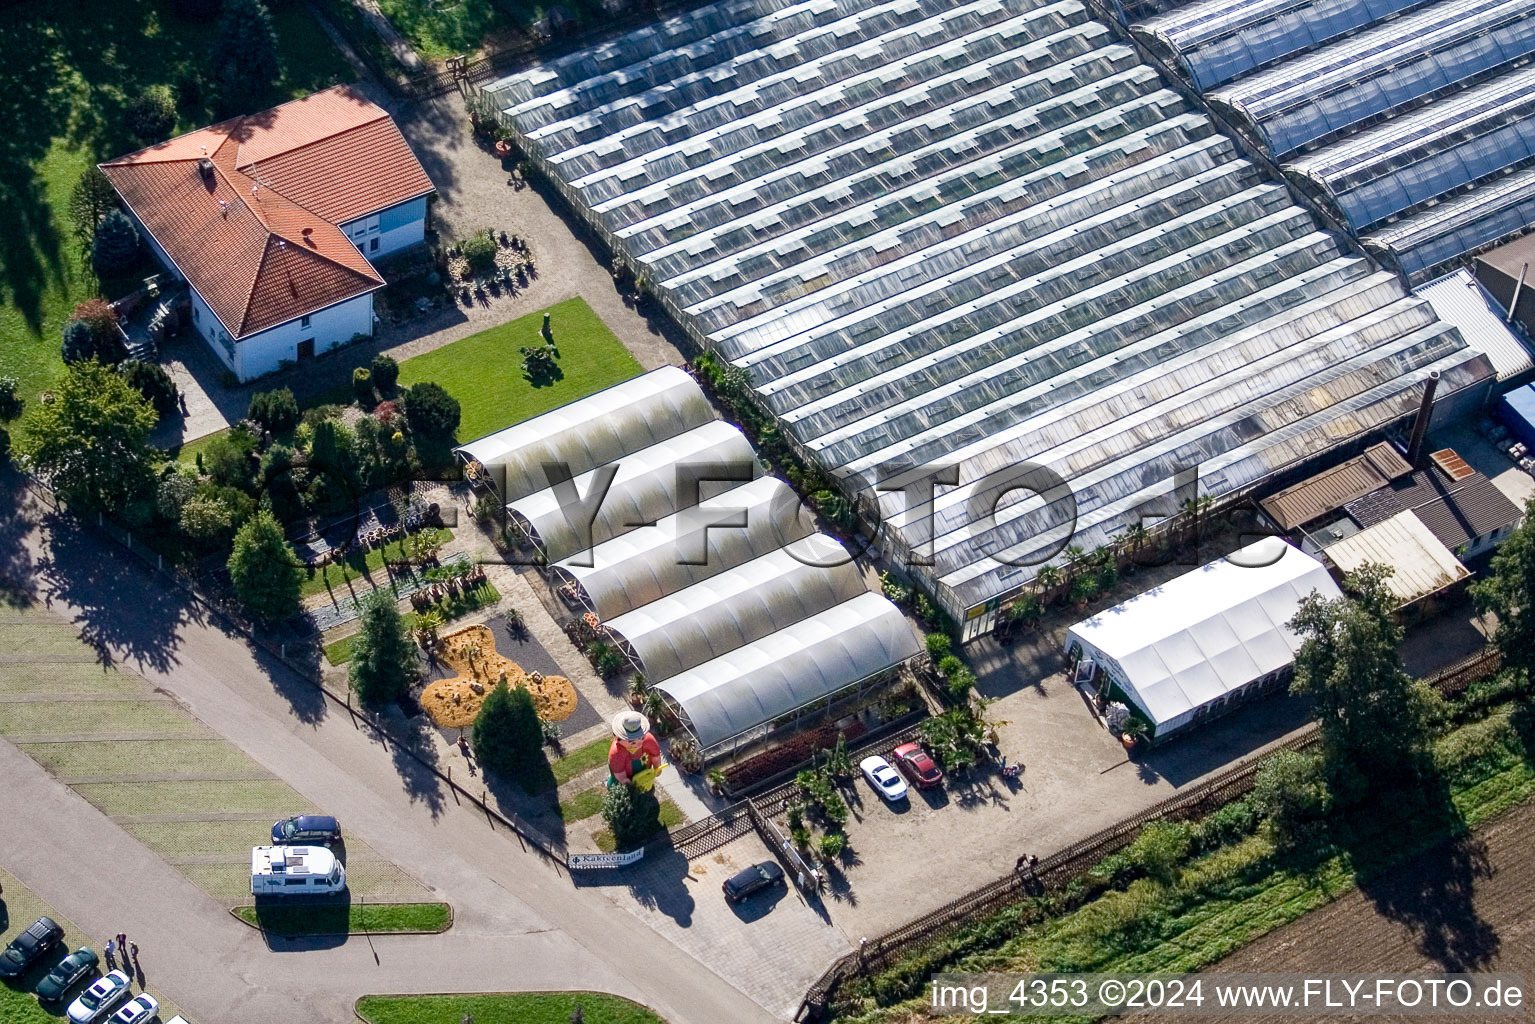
xmin=3 ymin=501 xmax=838 ymax=1023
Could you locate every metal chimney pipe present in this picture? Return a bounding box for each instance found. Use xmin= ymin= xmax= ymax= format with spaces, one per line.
xmin=1406 ymin=370 xmax=1440 ymax=468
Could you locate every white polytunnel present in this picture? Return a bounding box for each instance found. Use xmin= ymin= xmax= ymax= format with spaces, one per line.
xmin=505 ymin=419 xmax=757 ymax=562
xmin=656 ymin=591 xmax=921 ymax=751
xmin=454 ymin=366 xmax=713 ymax=502
xmin=1065 ymin=539 xmax=1343 ymax=737
xmin=604 ymin=537 xmax=867 ymax=681
xmin=551 ymin=476 xmax=820 ymax=619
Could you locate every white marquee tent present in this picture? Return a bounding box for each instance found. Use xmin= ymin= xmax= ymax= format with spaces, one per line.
xmin=1065 ymin=539 xmax=1342 ymax=736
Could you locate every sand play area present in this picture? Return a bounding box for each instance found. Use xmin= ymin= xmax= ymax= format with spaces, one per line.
xmin=421 ymin=624 xmax=578 ymax=728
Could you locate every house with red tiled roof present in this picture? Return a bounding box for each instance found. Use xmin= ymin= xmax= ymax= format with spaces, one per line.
xmin=101 ymin=86 xmax=434 ymax=382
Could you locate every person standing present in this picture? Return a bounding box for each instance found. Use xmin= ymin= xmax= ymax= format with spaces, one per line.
xmin=104 ymin=939 xmax=116 ymax=971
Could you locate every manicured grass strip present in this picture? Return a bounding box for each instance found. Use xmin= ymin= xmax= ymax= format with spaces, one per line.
xmin=593 ymin=800 xmax=685 ymax=853
xmin=559 ymin=786 xmax=606 ymax=823
xmin=396 ymin=296 xmax=642 ymax=443
xmin=19 ymin=738 xmax=262 ymax=776
xmin=0 ymin=701 xmax=207 ymax=737
xmin=236 ymin=901 xmax=451 ymax=936
xmin=301 ymin=528 xmax=453 ymax=598
xmin=74 ymin=778 xmax=303 ymax=816
xmin=357 ymin=991 xmax=667 ymax=1024
xmin=548 ymin=737 xmax=613 ymax=789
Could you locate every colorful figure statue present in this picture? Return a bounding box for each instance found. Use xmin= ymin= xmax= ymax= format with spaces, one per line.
xmin=608 ymin=710 xmax=663 ymax=791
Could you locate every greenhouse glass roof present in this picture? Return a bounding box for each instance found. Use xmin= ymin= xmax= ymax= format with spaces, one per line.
xmin=481 ymin=0 xmax=1491 ymax=617
xmin=1131 ymin=0 xmax=1535 ymax=286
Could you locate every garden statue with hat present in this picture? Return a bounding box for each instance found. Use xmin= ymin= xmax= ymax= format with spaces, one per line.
xmin=608 ymin=710 xmax=664 ymax=791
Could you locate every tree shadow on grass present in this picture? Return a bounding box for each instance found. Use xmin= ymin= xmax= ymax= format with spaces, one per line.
xmin=0 ymin=468 xmax=41 ymax=609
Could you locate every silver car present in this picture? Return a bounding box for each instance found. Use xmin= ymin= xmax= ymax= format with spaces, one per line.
xmin=67 ymin=969 xmax=131 ymax=1023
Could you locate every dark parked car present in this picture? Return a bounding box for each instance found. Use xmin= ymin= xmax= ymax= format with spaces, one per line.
xmin=0 ymin=916 xmax=64 ymax=978
xmin=722 ymin=861 xmax=785 ymax=904
xmin=271 ymin=814 xmax=342 ymax=846
xmin=36 ymin=948 xmax=99 ymax=1002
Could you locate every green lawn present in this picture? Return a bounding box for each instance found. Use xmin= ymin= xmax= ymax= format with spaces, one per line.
xmin=357 ymin=992 xmax=667 ymax=1024
xmin=0 ymin=0 xmax=354 ymax=427
xmin=548 ymin=736 xmax=613 ymax=789
xmin=236 ymin=901 xmax=451 ymax=936
xmin=301 ymin=527 xmax=453 ymax=599
xmin=397 ymin=297 xmax=642 ymax=444
xmin=558 ymin=786 xmax=607 ymax=823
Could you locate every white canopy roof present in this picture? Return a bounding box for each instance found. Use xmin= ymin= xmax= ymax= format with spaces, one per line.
xmin=605 ymin=537 xmax=866 ymax=680
xmin=657 ymin=591 xmax=920 ymax=748
xmin=507 ymin=419 xmax=757 ymax=561
xmin=551 ymin=475 xmax=819 ymax=618
xmin=1066 ymin=539 xmax=1342 ymax=730
xmin=454 ymin=366 xmax=713 ymax=502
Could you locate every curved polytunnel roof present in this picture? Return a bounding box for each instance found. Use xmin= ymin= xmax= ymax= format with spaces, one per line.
xmin=550 ymin=476 xmax=818 ymax=619
xmin=480 ymin=0 xmax=1490 ymax=617
xmin=507 ymin=420 xmax=757 ymax=562
xmin=1364 ymin=163 xmax=1535 ymax=282
xmin=1134 ymin=0 xmax=1422 ymax=89
xmin=605 ymin=538 xmax=866 ymax=681
xmin=1285 ymin=65 xmax=1535 ymax=231
xmin=1209 ymin=0 xmax=1535 ymax=157
xmin=657 ymin=591 xmax=919 ymax=748
xmin=454 ymin=366 xmax=712 ymax=502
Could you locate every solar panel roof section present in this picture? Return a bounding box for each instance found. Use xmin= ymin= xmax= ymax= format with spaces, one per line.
xmin=1208 ymin=0 xmax=1535 ymax=157
xmin=481 ymin=0 xmax=1491 ymax=618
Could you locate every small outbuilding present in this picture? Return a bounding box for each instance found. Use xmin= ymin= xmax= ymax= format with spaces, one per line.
xmin=1066 ymin=539 xmax=1343 ymax=740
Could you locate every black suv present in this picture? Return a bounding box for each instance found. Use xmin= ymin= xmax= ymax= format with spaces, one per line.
xmin=0 ymin=916 xmax=64 ymax=978
xmin=722 ymin=861 xmax=785 ymax=904
xmin=271 ymin=814 xmax=342 ymax=846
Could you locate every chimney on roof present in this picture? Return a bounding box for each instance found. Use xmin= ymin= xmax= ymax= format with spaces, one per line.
xmin=197 ymin=158 xmax=216 ymax=188
xmin=1406 ymin=370 xmax=1440 ymax=469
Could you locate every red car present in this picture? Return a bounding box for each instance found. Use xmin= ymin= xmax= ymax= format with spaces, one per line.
xmin=892 ymin=742 xmax=943 ymax=789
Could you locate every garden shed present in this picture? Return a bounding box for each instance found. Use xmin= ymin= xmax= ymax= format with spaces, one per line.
xmin=1065 ymin=539 xmax=1342 ymax=738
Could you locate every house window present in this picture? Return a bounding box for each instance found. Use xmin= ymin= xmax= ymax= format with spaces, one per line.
xmin=192 ymin=306 xmax=199 ymax=322
xmin=370 ymin=238 xmax=380 ymax=252
xmin=300 ymin=314 xmax=311 ymax=329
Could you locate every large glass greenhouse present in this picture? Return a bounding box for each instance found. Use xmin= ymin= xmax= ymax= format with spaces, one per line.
xmin=1133 ymin=0 xmax=1535 ymax=282
xmin=477 ymin=0 xmax=1493 ymax=636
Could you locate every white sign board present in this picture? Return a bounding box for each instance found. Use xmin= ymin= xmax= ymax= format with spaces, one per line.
xmin=570 ymin=848 xmax=645 ymax=869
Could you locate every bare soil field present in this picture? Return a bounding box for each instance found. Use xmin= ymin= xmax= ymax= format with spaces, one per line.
xmin=1187 ymin=799 xmax=1535 ymax=1023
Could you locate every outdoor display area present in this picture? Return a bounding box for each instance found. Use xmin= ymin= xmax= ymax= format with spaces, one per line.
xmin=476 ymin=0 xmax=1492 ymax=639
xmin=457 ymin=366 xmax=920 ymax=758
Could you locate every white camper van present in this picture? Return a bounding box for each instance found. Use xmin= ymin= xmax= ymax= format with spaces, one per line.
xmin=250 ymin=845 xmax=346 ymax=896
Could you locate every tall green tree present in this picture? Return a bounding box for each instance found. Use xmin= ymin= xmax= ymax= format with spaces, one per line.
xmin=21 ymin=360 xmax=158 ymax=516
xmin=349 ymin=589 xmax=417 ymax=707
xmin=473 ymin=680 xmax=544 ymax=779
xmin=1470 ymin=497 xmax=1535 ymax=685
xmin=227 ymin=509 xmax=300 ymax=620
xmin=216 ymin=0 xmax=281 ymax=105
xmin=1288 ymin=563 xmax=1441 ymax=804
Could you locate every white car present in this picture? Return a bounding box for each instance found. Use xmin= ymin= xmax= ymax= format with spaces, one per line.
xmin=67 ymin=969 xmax=131 ymax=1024
xmin=111 ymin=994 xmax=159 ymax=1024
xmin=860 ymin=754 xmax=909 ymax=803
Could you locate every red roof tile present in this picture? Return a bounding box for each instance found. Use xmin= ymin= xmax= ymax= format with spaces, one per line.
xmin=101 ymin=86 xmax=433 ymax=339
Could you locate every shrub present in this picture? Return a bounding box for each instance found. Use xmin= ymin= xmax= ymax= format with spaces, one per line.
xmin=370 ymin=353 xmax=399 ymax=393
xmin=180 ymin=489 xmax=236 ymax=541
xmin=155 ymin=469 xmax=198 ymax=521
xmin=227 ymin=509 xmax=301 ymax=621
xmin=126 ymin=85 xmax=177 ymax=143
xmin=459 ymin=230 xmax=497 ymax=275
xmin=590 ymin=640 xmax=625 ymax=678
xmin=172 ymin=0 xmax=221 ymax=16
xmin=69 ymin=167 xmax=117 ymax=250
xmin=247 ymin=387 xmax=299 ymax=434
xmin=0 ymin=375 xmax=22 ymax=423
xmin=373 ymin=400 xmax=399 ymax=425
xmin=348 ymin=589 xmax=418 ymax=707
xmin=1192 ymin=799 xmax=1258 ymax=853
xmin=936 ymin=655 xmax=965 ymax=679
xmin=203 ymin=428 xmax=258 ymax=490
xmin=473 ymin=680 xmax=545 ymax=779
xmin=92 ymin=210 xmax=141 ymax=277
xmin=403 ymin=381 xmax=461 ymax=442
xmin=119 ymin=359 xmax=178 ymax=416
xmin=602 ymin=782 xmax=662 ymax=849
xmin=352 ymin=366 xmax=374 ymax=405
xmin=1250 ymin=749 xmax=1331 ymax=851
xmin=925 ymin=633 xmax=952 ymax=660
xmin=819 ymin=832 xmax=846 ymax=859
xmin=946 ymin=669 xmax=975 ymax=704
xmin=1124 ymin=819 xmax=1191 ymax=885
xmin=72 ymin=298 xmax=117 ymax=337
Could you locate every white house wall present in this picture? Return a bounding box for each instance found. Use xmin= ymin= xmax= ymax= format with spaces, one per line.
xmin=233 ymin=292 xmax=375 ymax=381
xmin=342 ymin=195 xmax=428 ymax=261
